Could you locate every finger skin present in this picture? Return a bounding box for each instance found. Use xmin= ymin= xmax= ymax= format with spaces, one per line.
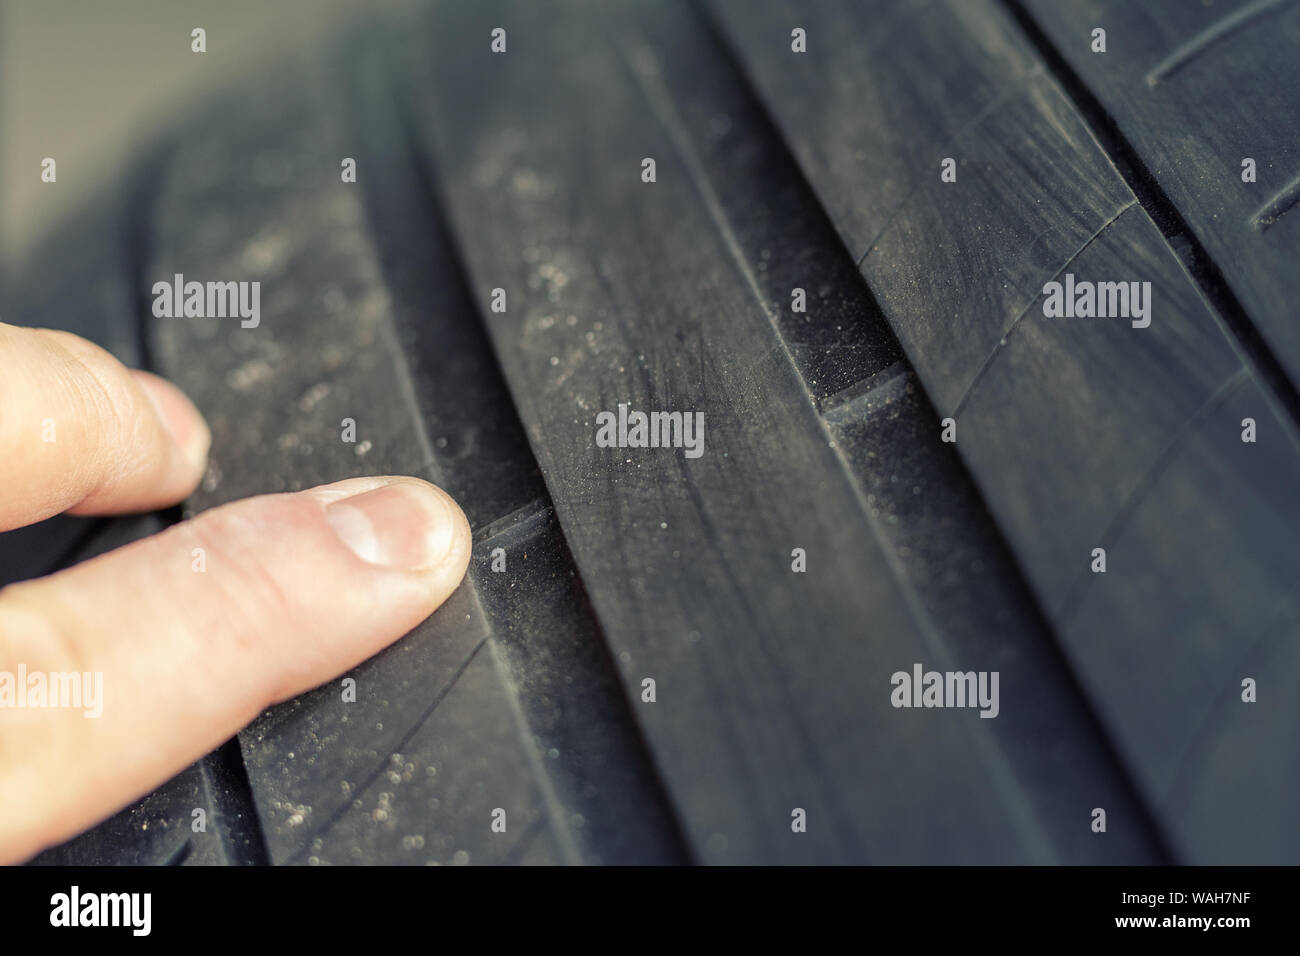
xmin=0 ymin=477 xmax=472 ymax=863
xmin=0 ymin=323 xmax=210 ymax=531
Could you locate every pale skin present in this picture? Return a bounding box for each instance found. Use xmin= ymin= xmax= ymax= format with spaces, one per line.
xmin=0 ymin=322 xmax=473 ymax=863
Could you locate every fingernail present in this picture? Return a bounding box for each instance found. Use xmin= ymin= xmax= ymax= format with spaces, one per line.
xmin=133 ymin=371 xmax=211 ymax=470
xmin=324 ymin=479 xmax=458 ymax=571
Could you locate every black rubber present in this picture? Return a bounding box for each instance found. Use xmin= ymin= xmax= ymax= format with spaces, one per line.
xmin=4 ymin=0 xmax=1295 ymax=864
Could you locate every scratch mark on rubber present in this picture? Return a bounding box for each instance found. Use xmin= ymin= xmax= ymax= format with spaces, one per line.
xmin=1054 ymin=366 xmax=1252 ymax=629
xmin=1251 ymin=172 xmax=1300 ymax=232
xmin=1146 ymin=0 xmax=1289 ymax=86
xmin=1161 ymin=574 xmax=1300 ymax=812
xmin=951 ymin=198 xmax=1138 ymax=418
xmin=286 ymin=636 xmax=488 ymax=861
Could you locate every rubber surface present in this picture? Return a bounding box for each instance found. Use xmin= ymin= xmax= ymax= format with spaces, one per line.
xmin=709 ymin=0 xmax=1300 ymax=863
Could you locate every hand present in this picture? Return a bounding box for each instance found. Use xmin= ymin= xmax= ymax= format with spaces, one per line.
xmin=0 ymin=322 xmax=472 ymax=863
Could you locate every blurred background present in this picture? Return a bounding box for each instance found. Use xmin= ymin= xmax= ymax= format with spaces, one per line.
xmin=0 ymin=0 xmax=379 ymax=277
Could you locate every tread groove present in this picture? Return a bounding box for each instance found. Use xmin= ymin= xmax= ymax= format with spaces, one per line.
xmin=199 ymin=739 xmax=272 ymax=866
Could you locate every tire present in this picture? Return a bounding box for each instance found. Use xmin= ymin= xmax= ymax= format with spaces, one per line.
xmin=8 ymin=0 xmax=1295 ymax=864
